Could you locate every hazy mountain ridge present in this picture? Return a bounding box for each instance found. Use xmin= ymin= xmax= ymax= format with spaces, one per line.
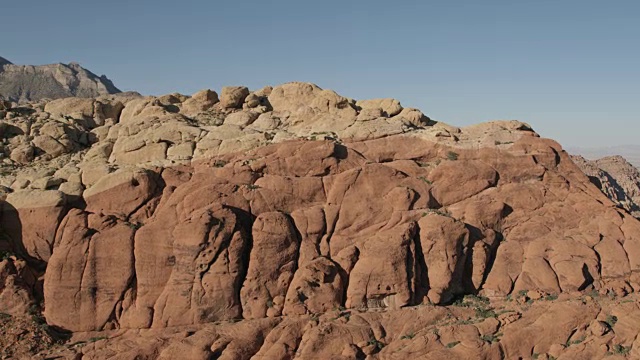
xmin=570 ymin=145 xmax=640 ymax=168
xmin=0 ymin=56 xmax=121 ymax=103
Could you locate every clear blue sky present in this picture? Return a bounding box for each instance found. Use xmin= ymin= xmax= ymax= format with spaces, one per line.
xmin=2 ymin=0 xmax=639 ymax=147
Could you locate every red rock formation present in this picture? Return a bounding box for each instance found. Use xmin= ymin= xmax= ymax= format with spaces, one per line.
xmin=1 ymin=83 xmax=640 ymax=359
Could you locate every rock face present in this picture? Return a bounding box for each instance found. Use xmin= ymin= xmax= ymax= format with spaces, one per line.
xmin=0 ymin=57 xmax=121 ymax=102
xmin=572 ymin=155 xmax=640 ymax=218
xmin=1 ymin=82 xmax=640 ymax=359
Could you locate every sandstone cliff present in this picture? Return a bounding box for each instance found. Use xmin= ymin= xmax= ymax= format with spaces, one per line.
xmin=0 ymin=56 xmax=121 ymax=103
xmin=1 ymin=83 xmax=640 ymax=359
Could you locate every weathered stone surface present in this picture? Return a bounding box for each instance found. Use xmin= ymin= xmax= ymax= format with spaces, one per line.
xmin=356 ymin=98 xmax=403 ymax=117
xmin=1 ymin=190 xmax=67 ymax=262
xmin=2 ymin=82 xmax=640 ymax=360
xmin=43 ymin=209 xmax=135 ymax=331
xmin=241 ymin=212 xmax=299 ymax=319
xmin=220 ymin=86 xmax=249 ymax=109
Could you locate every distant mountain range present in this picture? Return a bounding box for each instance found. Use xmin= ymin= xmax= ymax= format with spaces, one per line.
xmin=0 ymin=56 xmax=121 ymax=102
xmin=568 ymin=145 xmax=640 ymax=168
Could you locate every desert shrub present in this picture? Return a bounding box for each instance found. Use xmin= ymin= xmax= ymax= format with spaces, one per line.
xmin=446 ymin=151 xmax=459 ymax=160
xmin=605 ymin=315 xmax=618 ymax=328
xmin=401 ymin=332 xmax=416 ymax=340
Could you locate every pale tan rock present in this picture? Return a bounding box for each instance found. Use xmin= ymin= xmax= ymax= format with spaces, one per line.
xmin=181 ymin=89 xmax=219 ymax=115
xmin=356 ymin=98 xmax=403 ymax=117
xmin=58 ymin=180 xmax=84 ymax=197
xmin=44 ymin=97 xmax=95 ymax=122
xmin=268 ymin=82 xmax=353 ymax=116
xmin=166 ymin=141 xmax=195 ymax=160
xmin=81 ymin=164 xmax=112 ymax=188
xmin=192 ymin=89 xmax=219 ymax=104
xmin=220 ymin=86 xmax=249 ymax=109
xmin=224 ymin=111 xmax=259 ymax=127
xmin=10 ymin=144 xmax=34 ymax=164
xmin=30 ymin=176 xmax=63 ymax=190
xmin=157 ymin=93 xmax=188 ymax=105
xmin=111 ymin=142 xmax=168 ymax=164
xmin=32 ymin=135 xmax=68 ymax=157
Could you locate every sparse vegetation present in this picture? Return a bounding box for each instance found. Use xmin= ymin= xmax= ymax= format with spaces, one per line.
xmin=241 ymin=158 xmax=256 ymax=166
xmin=451 ymin=295 xmax=498 ymax=322
xmin=367 ymin=338 xmax=385 ymax=351
xmin=126 ymin=221 xmax=144 ymax=230
xmin=0 ymin=250 xmax=14 ymax=261
xmin=481 ymin=333 xmax=502 ymax=344
xmin=421 ymin=209 xmax=452 ymax=218
xmin=27 ymin=304 xmax=49 ymax=332
xmin=89 ymin=336 xmax=108 ymax=343
xmin=566 ymin=336 xmax=586 ymax=346
xmin=605 ymin=314 xmax=618 ymax=328
xmin=246 ymin=184 xmax=260 ymax=190
xmin=475 ymin=307 xmax=497 ymax=319
xmin=401 ymin=332 xmax=416 ymax=340
xmin=332 ymin=309 xmax=351 ymax=321
xmin=310 ymin=314 xmax=320 ymax=322
xmin=611 ymin=344 xmax=631 ymax=355
xmin=418 ymin=176 xmax=432 ymax=185
xmin=585 ymin=289 xmax=600 ymax=299
xmin=446 ymin=151 xmax=459 ymax=161
xmin=213 ymin=160 xmax=227 ymax=168
xmin=446 ymin=341 xmax=461 ymax=348
xmin=545 ymin=294 xmax=558 ymax=301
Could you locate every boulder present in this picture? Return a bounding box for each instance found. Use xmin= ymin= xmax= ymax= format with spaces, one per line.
xmin=1 ymin=190 xmax=67 ymax=262
xmin=220 ymin=86 xmax=249 ymax=109
xmin=356 ymin=98 xmax=403 ymax=117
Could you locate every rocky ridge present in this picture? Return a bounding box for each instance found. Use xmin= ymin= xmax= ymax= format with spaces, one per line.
xmin=572 ymin=155 xmax=640 ymax=219
xmin=1 ymin=82 xmax=640 ymax=359
xmin=0 ymin=56 xmax=121 ymax=103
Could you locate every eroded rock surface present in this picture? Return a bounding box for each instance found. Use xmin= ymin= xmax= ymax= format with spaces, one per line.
xmin=1 ymin=82 xmax=640 ymax=359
